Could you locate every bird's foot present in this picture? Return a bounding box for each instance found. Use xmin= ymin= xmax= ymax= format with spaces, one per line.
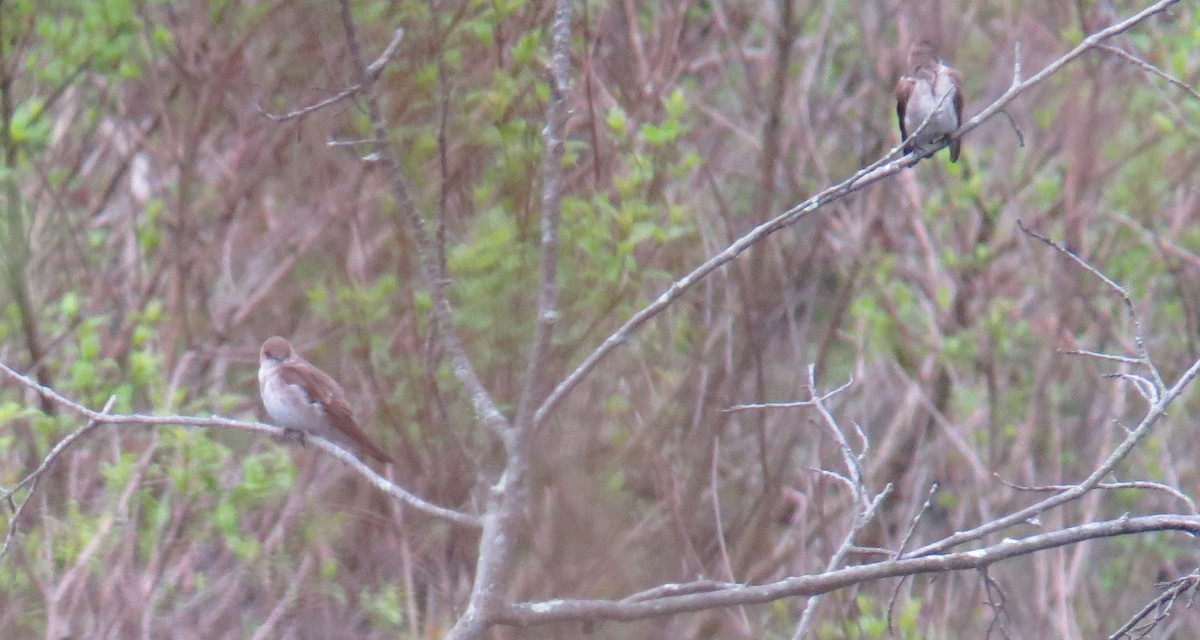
xmin=273 ymin=428 xmax=308 ymax=448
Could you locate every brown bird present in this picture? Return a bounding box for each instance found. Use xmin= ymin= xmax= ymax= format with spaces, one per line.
xmin=258 ymin=336 xmax=392 ymax=463
xmin=895 ymin=40 xmax=964 ymax=162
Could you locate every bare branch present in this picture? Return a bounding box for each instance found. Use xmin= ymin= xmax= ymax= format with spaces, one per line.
xmin=980 ymin=567 xmax=1014 ymax=639
xmin=532 ymin=141 xmax=920 ymax=429
xmin=1098 ymin=43 xmax=1200 ymax=101
xmin=1106 ymin=372 xmax=1160 ymax=404
xmin=792 ymin=365 xmax=888 ymax=638
xmin=258 ymin=28 xmax=405 ymax=122
xmin=444 ymin=1 xmax=575 ymax=638
xmin=905 ymin=353 xmax=1200 ymax=558
xmin=792 ymin=485 xmax=891 ymax=639
xmin=954 ymin=0 xmax=1181 ymax=141
xmin=724 ymin=375 xmax=853 ymax=412
xmin=1 ymin=395 xmax=115 ymax=559
xmin=1063 ymin=349 xmax=1143 ymax=366
xmin=497 ymin=515 xmax=1200 ymax=627
xmin=998 ymin=476 xmax=1197 ymax=514
xmin=1019 ymin=220 xmax=1164 ymax=392
xmin=709 ymin=439 xmax=751 ymax=633
xmin=1109 ymin=571 xmax=1200 ymax=639
xmin=258 ymin=84 xmax=361 ymax=122
xmin=514 ymin=0 xmax=572 ymax=431
xmin=334 ymin=1 xmax=508 ymax=437
xmin=0 ymin=360 xmax=480 ymax=528
xmin=249 ymin=555 xmax=315 ymax=640
xmin=887 ymin=483 xmax=941 ymax=635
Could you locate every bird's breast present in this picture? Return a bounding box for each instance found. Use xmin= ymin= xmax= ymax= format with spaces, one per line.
xmin=261 ymin=372 xmax=327 ymax=431
xmin=904 ymin=84 xmax=958 ymax=139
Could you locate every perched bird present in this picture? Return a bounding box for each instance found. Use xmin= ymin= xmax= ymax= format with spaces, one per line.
xmin=895 ymin=40 xmax=964 ymax=162
xmin=258 ymin=336 xmax=392 ymax=463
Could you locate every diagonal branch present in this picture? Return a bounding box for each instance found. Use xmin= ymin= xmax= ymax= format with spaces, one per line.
xmin=904 ymin=352 xmax=1200 ymax=559
xmin=533 ymin=144 xmax=914 ymax=429
xmin=1109 ymin=570 xmax=1200 ymax=639
xmin=335 ymin=0 xmax=509 ymax=437
xmin=532 ymin=0 xmax=1181 ymax=430
xmin=953 ymin=0 xmax=1181 ymax=142
xmin=1 ymin=395 xmax=115 ymax=559
xmin=1098 ymin=43 xmax=1200 ymax=101
xmin=902 ymin=220 xmax=1192 ymax=557
xmin=1019 ymin=220 xmax=1164 ymax=392
xmin=257 ymin=28 xmax=406 ymax=122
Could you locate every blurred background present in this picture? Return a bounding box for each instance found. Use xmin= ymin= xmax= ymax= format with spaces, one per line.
xmin=0 ymin=0 xmax=1198 ymax=638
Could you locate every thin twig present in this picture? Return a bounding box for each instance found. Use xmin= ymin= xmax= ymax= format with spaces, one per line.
xmin=1098 ymin=43 xmax=1200 ymax=101
xmin=1063 ymin=349 xmax=1143 ymax=366
xmin=896 ymin=482 xmax=941 ymax=557
xmin=258 ymin=28 xmax=405 ymax=122
xmin=709 ymin=438 xmax=750 ymax=633
xmin=998 ymin=108 xmax=1025 ymax=147
xmin=998 ymin=476 xmax=1196 ymax=514
xmin=1019 ymin=219 xmax=1165 ymax=393
xmin=1109 ymin=571 xmax=1200 ymax=639
xmin=887 ymin=483 xmax=940 ymax=636
xmin=724 ymin=375 xmax=853 ymax=412
xmin=1 ymin=395 xmax=115 ymax=559
xmin=980 ymin=567 xmax=1014 ymax=640
xmin=791 ymin=487 xmax=891 ymax=639
xmin=1106 ymin=372 xmax=1160 ymax=403
xmin=792 ymin=366 xmax=889 ymax=638
xmin=249 ymin=554 xmax=315 ymax=640
xmin=905 ymin=353 xmax=1200 ymax=559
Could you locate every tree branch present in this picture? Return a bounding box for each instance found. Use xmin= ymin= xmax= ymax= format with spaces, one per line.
xmin=335 ymin=0 xmax=509 ymax=437
xmin=514 ymin=0 xmax=572 ymax=432
xmin=0 ymin=360 xmax=480 ymax=528
xmin=496 ymin=515 xmax=1200 ymax=627
xmin=445 ymin=1 xmax=574 ymax=638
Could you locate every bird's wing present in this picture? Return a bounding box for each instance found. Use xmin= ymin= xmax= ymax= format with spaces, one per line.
xmin=277 ymin=359 xmax=332 ymax=403
xmin=948 ymin=66 xmax=965 ymax=162
xmin=277 ymin=360 xmax=392 ymax=463
xmin=895 ymin=76 xmax=914 ymax=143
xmin=318 ymin=394 xmax=393 ymax=464
xmin=948 ymin=66 xmax=964 ymax=127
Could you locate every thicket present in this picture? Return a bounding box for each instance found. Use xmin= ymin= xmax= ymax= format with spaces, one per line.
xmin=1 ymin=1 xmax=1198 ymax=638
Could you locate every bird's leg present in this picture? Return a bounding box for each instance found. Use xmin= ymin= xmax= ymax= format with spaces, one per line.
xmin=273 ymin=427 xmax=307 ymax=448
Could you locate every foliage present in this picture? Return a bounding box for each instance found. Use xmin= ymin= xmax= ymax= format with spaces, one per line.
xmin=0 ymin=0 xmax=1198 ymax=638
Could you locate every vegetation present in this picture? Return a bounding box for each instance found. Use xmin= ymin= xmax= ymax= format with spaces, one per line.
xmin=1 ymin=0 xmax=1198 ymax=638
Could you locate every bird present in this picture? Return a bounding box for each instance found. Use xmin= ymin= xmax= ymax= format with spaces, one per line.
xmin=895 ymin=40 xmax=964 ymax=162
xmin=258 ymin=336 xmax=392 ymax=463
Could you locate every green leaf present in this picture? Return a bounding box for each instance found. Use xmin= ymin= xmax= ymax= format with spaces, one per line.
xmin=606 ymin=106 xmax=628 ymax=136
xmin=641 ymin=120 xmax=680 ymax=146
xmin=663 ymin=88 xmax=687 ymax=120
xmin=511 ymin=31 xmax=540 ymax=67
xmin=61 ymin=292 xmax=81 ymax=319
